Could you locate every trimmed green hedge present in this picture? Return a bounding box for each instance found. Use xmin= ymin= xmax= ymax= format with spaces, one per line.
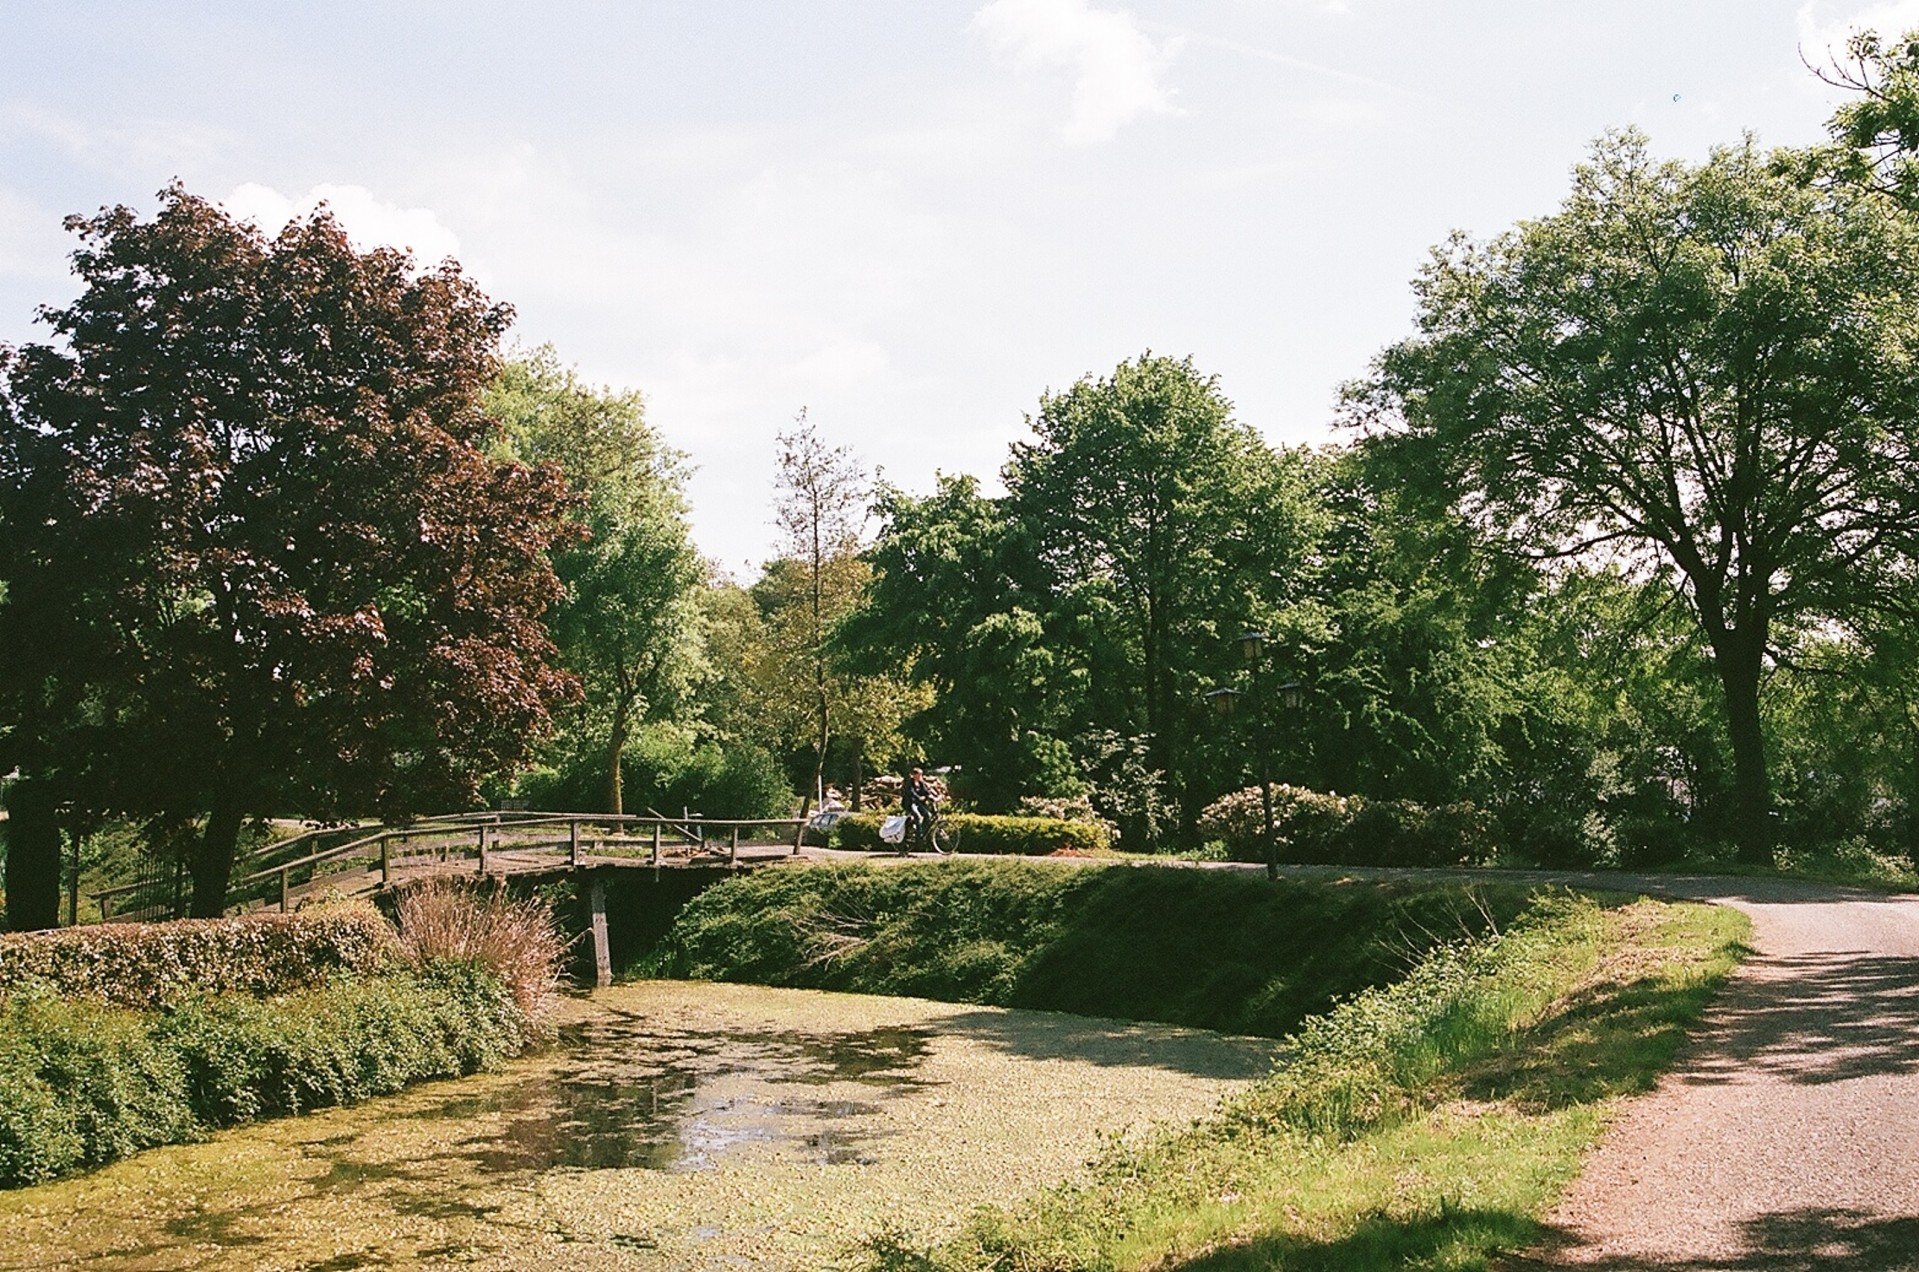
xmin=1197 ymin=785 xmax=1499 ymax=868
xmin=0 ymin=963 xmax=526 ymax=1188
xmin=0 ymin=907 xmax=400 ymax=1009
xmin=829 ymin=812 xmax=1112 ymax=855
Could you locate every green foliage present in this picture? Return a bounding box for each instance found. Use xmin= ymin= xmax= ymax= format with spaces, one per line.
xmin=1351 ymin=130 xmax=1919 ymax=861
xmin=1197 ymin=785 xmax=1498 ymax=868
xmin=0 ymin=907 xmax=400 ymax=1009
xmin=0 ymin=964 xmax=527 ymax=1188
xmin=488 ymin=347 xmax=705 ymax=817
xmin=828 ymin=812 xmax=1111 ymax=855
xmin=653 ymin=861 xmax=1532 ymax=1038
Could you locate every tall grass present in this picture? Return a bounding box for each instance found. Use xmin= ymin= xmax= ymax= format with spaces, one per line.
xmin=394 ymin=879 xmax=571 ymax=1033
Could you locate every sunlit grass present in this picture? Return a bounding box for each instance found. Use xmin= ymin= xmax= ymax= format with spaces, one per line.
xmin=862 ymin=893 xmax=1749 ymax=1272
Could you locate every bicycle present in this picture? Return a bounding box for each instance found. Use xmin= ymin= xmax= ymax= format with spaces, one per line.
xmin=903 ymin=801 xmax=948 ymax=854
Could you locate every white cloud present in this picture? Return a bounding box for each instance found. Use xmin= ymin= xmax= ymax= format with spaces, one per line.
xmin=1798 ymin=1 xmax=1919 ymax=59
xmin=971 ymin=0 xmax=1181 ymax=144
xmin=220 ymin=182 xmax=463 ymax=264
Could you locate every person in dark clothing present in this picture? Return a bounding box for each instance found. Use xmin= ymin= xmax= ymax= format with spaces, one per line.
xmin=903 ymin=766 xmax=939 ymax=850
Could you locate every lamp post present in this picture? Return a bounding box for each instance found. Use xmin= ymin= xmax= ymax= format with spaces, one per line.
xmin=1208 ymin=632 xmax=1303 ymax=880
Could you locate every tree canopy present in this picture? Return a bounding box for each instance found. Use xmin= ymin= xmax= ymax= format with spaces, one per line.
xmin=1348 ymin=131 xmax=1919 ymax=860
xmin=0 ymin=186 xmax=577 ymax=914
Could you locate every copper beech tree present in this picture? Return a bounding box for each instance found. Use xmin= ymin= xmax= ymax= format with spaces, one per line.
xmin=0 ymin=186 xmax=578 ymax=918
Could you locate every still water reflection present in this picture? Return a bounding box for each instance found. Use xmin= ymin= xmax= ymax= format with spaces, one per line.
xmin=407 ymin=1010 xmax=933 ymax=1173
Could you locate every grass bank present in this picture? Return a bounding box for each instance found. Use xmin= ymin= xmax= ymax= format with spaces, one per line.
xmin=859 ymin=891 xmax=1748 ymax=1272
xmin=648 ymin=860 xmax=1546 ymax=1038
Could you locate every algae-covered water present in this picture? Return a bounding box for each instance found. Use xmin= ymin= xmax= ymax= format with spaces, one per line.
xmin=0 ymin=981 xmax=1274 ymax=1271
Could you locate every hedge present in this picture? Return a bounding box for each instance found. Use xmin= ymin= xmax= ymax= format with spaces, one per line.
xmin=0 ymin=962 xmax=527 ymax=1188
xmin=1197 ymin=785 xmax=1499 ymax=868
xmin=827 ymin=812 xmax=1111 ymax=855
xmin=0 ymin=907 xmax=400 ymax=1009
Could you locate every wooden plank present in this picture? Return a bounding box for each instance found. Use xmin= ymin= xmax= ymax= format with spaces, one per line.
xmin=588 ymin=875 xmax=612 ymax=988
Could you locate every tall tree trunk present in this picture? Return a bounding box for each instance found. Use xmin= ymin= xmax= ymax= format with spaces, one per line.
xmin=1715 ymin=630 xmax=1772 ymax=865
xmin=3 ymin=777 xmax=63 ymax=931
xmin=189 ymin=795 xmax=246 ymax=918
xmin=607 ymin=693 xmax=633 ymax=816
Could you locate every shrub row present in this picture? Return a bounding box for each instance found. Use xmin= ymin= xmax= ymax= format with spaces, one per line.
xmin=0 ymin=907 xmax=400 ymax=1009
xmin=1197 ymin=784 xmax=1498 ymax=868
xmin=652 ymin=859 xmax=1534 ymax=1038
xmin=0 ymin=962 xmax=527 ymax=1188
xmin=826 ymin=812 xmax=1112 ymax=855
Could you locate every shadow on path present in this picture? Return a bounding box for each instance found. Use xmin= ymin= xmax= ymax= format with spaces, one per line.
xmin=1677 ymin=952 xmax=1919 ymax=1086
xmin=1508 ymin=1207 xmax=1919 ymax=1270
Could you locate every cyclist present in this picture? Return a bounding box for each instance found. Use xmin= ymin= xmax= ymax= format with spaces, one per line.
xmin=902 ymin=766 xmax=942 ymax=853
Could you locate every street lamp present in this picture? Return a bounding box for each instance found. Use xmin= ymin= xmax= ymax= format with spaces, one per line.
xmin=1209 ymin=632 xmax=1303 ymax=880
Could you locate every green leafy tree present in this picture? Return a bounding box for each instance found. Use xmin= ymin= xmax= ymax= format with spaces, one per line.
xmin=1350 ymin=132 xmax=1919 ymax=861
xmin=0 ymin=186 xmax=577 ymax=915
xmin=842 ymin=474 xmax=1079 ymax=810
xmin=1004 ymin=353 xmax=1318 ymax=840
xmin=487 ymin=349 xmax=703 ymax=815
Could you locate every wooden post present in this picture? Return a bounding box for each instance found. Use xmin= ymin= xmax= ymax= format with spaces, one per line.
xmin=279 ymin=866 xmax=290 ymax=913
xmin=651 ymin=822 xmax=661 ymax=867
xmin=729 ymin=824 xmax=740 ymax=867
xmin=379 ymin=835 xmax=391 ymax=887
xmin=476 ymin=825 xmax=489 ymax=875
xmin=99 ymin=893 xmax=113 ymax=922
xmin=569 ymin=819 xmax=582 ymax=868
xmin=588 ymin=874 xmax=612 ymax=988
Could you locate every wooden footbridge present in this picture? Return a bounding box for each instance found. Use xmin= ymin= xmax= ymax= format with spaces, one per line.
xmin=91 ymin=810 xmax=812 ymax=924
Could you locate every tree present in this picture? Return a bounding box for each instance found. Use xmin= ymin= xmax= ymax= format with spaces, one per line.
xmin=771 ymin=412 xmax=866 ymax=808
xmin=841 ymin=474 xmax=1080 ymax=810
xmin=0 ymin=186 xmax=577 ymax=915
xmin=1350 ymin=133 xmax=1919 ymax=861
xmin=487 ymin=349 xmax=703 ymax=815
xmin=1004 ymin=354 xmax=1317 ymax=840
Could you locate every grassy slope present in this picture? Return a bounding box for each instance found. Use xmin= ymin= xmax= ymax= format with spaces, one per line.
xmin=865 ymin=893 xmax=1749 ymax=1272
xmin=648 ymin=860 xmax=1545 ymax=1039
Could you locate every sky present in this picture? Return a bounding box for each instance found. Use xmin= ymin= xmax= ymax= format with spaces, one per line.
xmin=2 ymin=0 xmax=1916 ymax=575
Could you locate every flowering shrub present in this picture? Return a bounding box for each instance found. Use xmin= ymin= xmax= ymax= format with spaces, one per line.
xmin=1198 ymin=786 xmax=1497 ymax=867
xmin=0 ymin=907 xmax=401 ymax=1009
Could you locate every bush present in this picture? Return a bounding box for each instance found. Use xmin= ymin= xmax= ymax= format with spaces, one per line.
xmin=1197 ymin=785 xmax=1497 ymax=868
xmin=0 ymin=963 xmax=526 ymax=1188
xmin=0 ymin=907 xmax=401 ymax=1009
xmin=394 ymin=880 xmax=570 ymax=1033
xmin=829 ymin=812 xmax=1111 ymax=855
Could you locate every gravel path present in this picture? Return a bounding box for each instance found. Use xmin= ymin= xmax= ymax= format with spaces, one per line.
xmin=1491 ymin=874 xmax=1919 ymax=1271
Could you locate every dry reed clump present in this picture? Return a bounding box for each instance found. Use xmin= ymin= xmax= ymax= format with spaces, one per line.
xmin=394 ymin=880 xmax=571 ymax=1032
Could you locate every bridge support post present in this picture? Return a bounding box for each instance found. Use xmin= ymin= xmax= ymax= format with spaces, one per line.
xmin=379 ymin=835 xmax=390 ymax=887
xmin=651 ymin=823 xmax=661 ymax=867
xmin=279 ymin=866 xmax=290 ymax=913
xmin=570 ymin=820 xmax=581 ymax=868
xmin=477 ymin=826 xmax=489 ymax=875
xmin=729 ymin=825 xmax=740 ymax=868
xmin=588 ymin=874 xmax=612 ymax=988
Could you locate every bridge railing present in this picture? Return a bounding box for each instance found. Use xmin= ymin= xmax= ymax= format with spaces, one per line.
xmin=225 ymin=812 xmax=808 ymax=914
xmin=91 ymin=812 xmax=808 ymax=922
